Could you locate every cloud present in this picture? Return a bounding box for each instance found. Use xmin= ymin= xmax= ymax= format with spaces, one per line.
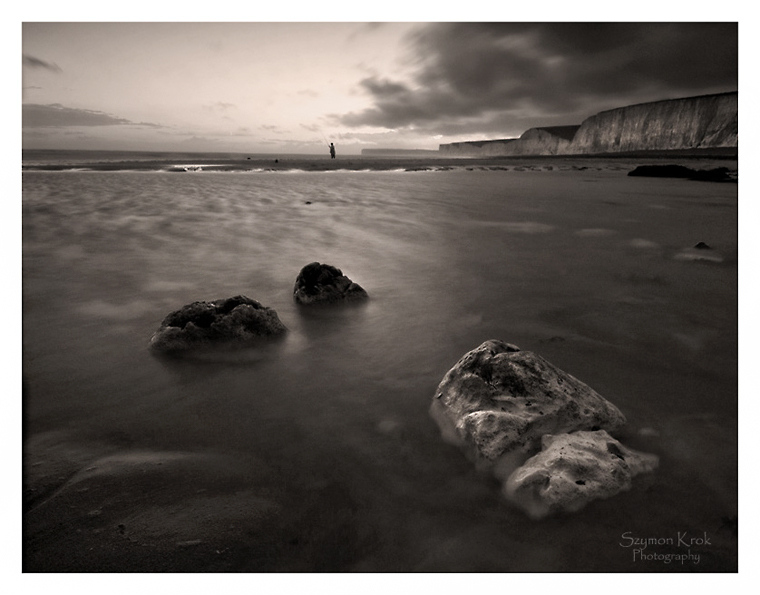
xmin=203 ymin=102 xmax=237 ymax=112
xmin=23 ymin=54 xmax=62 ymax=73
xmin=258 ymin=124 xmax=282 ymax=132
xmin=23 ymin=103 xmax=163 ymax=128
xmin=300 ymin=123 xmax=323 ymax=132
xmin=338 ymin=23 xmax=738 ymax=137
xmin=345 ymin=22 xmax=389 ymax=44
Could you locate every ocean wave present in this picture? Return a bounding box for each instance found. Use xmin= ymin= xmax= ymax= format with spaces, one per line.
xmin=23 ymin=164 xmax=462 ymax=174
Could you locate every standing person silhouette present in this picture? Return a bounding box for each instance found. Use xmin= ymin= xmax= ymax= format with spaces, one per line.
xmin=329 ymin=142 xmax=336 ymax=159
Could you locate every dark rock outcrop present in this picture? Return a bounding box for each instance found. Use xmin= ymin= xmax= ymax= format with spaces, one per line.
xmin=504 ymin=430 xmax=659 ymax=519
xmin=627 ymin=164 xmax=735 ymax=182
xmin=150 ymin=295 xmax=286 ymax=352
xmin=293 ymin=262 xmax=368 ymax=305
xmin=430 ymin=340 xmax=626 ymax=479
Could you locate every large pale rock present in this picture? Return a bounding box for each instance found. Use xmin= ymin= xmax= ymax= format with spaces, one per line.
xmin=504 ymin=430 xmax=659 ymax=519
xmin=430 ymin=340 xmax=626 ymax=477
xmin=293 ymin=262 xmax=368 ymax=305
xmin=150 ymin=295 xmax=286 ymax=352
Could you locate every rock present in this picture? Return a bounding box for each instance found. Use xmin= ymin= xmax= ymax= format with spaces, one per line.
xmin=504 ymin=430 xmax=659 ymax=519
xmin=293 ymin=262 xmax=368 ymax=305
xmin=688 ymin=167 xmax=735 ymax=182
xmin=627 ymin=164 xmax=734 ymax=182
xmin=430 ymin=340 xmax=626 ymax=478
xmin=694 ymin=241 xmax=712 ymax=250
xmin=150 ymin=295 xmax=286 ymax=352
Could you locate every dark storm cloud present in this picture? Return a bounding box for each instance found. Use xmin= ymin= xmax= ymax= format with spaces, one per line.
xmin=23 ymin=54 xmax=62 ymax=73
xmin=23 ymin=103 xmax=162 ymax=128
xmin=339 ymin=22 xmax=738 ymax=135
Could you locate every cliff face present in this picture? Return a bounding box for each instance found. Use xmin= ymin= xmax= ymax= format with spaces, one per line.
xmin=438 ymin=127 xmax=576 ymax=157
xmin=507 ymin=126 xmax=580 ymax=155
xmin=566 ymin=92 xmax=737 ymax=154
xmin=439 ymin=139 xmax=518 ymax=156
xmin=437 ymin=92 xmax=737 ymax=157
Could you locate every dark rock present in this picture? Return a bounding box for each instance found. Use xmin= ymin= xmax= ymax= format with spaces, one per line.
xmin=694 ymin=241 xmax=712 ymax=250
xmin=504 ymin=430 xmax=659 ymax=519
xmin=628 ymin=164 xmax=694 ymax=178
xmin=689 ymin=167 xmax=734 ymax=182
xmin=150 ymin=295 xmax=286 ymax=352
xmin=627 ymin=164 xmax=734 ymax=182
xmin=293 ymin=262 xmax=368 ymax=305
xmin=430 ymin=340 xmax=626 ymax=479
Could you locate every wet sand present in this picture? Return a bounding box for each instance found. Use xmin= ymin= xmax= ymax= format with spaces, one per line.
xmin=21 ymin=149 xmax=738 ymax=173
xmin=22 ymin=157 xmax=738 ymax=573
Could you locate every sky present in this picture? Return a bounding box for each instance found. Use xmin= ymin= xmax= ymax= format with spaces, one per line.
xmin=21 ymin=20 xmax=739 ymax=155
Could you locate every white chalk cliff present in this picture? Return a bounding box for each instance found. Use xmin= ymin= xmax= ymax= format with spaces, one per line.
xmin=438 ymin=92 xmax=737 ymax=157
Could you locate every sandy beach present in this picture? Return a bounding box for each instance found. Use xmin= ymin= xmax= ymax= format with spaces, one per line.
xmin=22 ymin=155 xmax=738 ymax=572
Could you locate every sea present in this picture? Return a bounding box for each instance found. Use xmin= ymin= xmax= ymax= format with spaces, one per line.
xmin=21 ymin=149 xmax=739 ymax=572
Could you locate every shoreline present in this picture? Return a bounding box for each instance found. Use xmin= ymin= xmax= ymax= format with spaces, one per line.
xmin=22 ymin=150 xmax=738 ymax=174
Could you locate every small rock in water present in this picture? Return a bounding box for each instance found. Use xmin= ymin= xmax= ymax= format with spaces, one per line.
xmin=504 ymin=430 xmax=659 ymax=519
xmin=293 ymin=262 xmax=368 ymax=305
xmin=150 ymin=295 xmax=287 ymax=352
xmin=694 ymin=241 xmax=712 ymax=250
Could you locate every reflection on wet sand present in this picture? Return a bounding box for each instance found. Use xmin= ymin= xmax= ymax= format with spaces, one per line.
xmin=23 ymin=162 xmax=738 ymax=571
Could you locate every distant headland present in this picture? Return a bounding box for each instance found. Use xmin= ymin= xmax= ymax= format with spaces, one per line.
xmin=363 ymin=92 xmax=737 ymax=158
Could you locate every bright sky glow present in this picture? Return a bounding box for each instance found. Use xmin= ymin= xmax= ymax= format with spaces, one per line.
xmin=23 ymin=22 xmax=424 ymax=153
